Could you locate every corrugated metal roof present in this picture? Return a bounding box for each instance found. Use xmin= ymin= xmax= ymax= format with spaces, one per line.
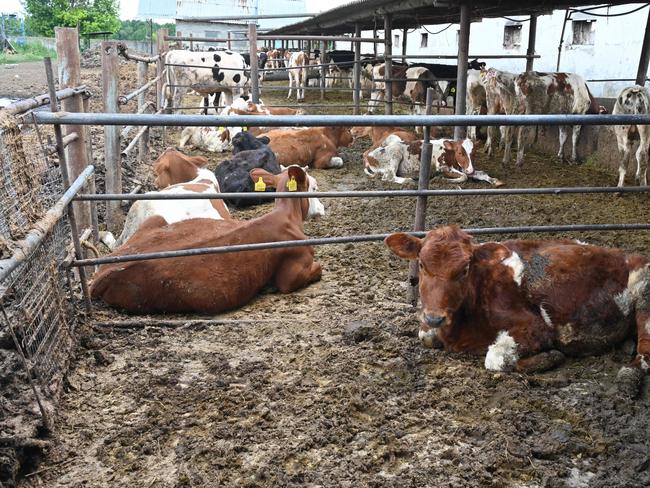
xmin=267 ymin=0 xmax=639 ymax=34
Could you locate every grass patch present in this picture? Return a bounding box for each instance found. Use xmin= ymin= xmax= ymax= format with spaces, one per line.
xmin=0 ymin=42 xmax=57 ymax=64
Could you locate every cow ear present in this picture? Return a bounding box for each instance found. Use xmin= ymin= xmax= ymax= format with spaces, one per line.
xmin=442 ymin=140 xmax=454 ymax=151
xmin=257 ymin=136 xmax=270 ymax=144
xmin=384 ymin=233 xmax=422 ymax=260
xmin=191 ymin=155 xmax=209 ymax=168
xmin=249 ymin=168 xmax=278 ymax=188
xmin=287 ymin=165 xmax=308 ymax=190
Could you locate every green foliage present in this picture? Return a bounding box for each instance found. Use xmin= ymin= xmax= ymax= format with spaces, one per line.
xmin=0 ymin=41 xmax=57 ymax=64
xmin=22 ymin=0 xmax=121 ymax=37
xmin=113 ymin=20 xmax=176 ymax=41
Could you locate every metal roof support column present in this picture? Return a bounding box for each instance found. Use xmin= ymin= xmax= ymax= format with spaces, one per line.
xmin=353 ymin=23 xmax=361 ymax=115
xmin=384 ymin=13 xmax=393 ymax=115
xmin=636 ymin=8 xmax=650 ymax=86
xmin=402 ymin=27 xmax=408 ymax=57
xmin=373 ymin=23 xmax=378 ymax=58
xmin=454 ymin=2 xmax=471 ymax=140
xmin=248 ymin=22 xmax=260 ymax=103
xmin=526 ymin=15 xmax=537 ymax=72
xmin=320 ymin=39 xmax=326 ymax=100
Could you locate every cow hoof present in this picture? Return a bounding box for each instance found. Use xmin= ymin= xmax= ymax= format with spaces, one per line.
xmin=328 ymin=157 xmax=344 ymax=168
xmin=493 ymin=179 xmax=505 ymax=187
xmin=616 ymin=366 xmax=643 ymax=398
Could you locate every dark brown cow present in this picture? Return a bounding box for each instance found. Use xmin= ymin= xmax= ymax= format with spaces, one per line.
xmin=385 ymin=225 xmax=650 ymax=397
xmin=90 ymin=166 xmax=322 ymax=314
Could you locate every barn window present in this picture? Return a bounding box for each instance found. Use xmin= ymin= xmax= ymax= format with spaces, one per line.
xmin=572 ymin=20 xmax=595 ymax=45
xmin=420 ymin=33 xmax=428 ymax=48
xmin=394 ymin=33 xmax=400 ymax=48
xmin=503 ymin=23 xmax=522 ymax=49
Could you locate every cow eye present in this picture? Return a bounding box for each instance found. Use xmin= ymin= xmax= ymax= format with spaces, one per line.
xmin=419 ymin=261 xmax=424 ymax=270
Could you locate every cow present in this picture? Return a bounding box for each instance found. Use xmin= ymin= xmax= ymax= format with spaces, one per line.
xmin=242 ymin=51 xmax=268 ymax=69
xmin=366 ymin=135 xmax=503 ymax=186
xmin=324 ymin=50 xmax=357 ymax=90
xmin=90 ymin=166 xmax=323 ymax=315
xmin=179 ymin=126 xmax=232 ymax=153
xmin=384 ymin=224 xmax=650 ymax=398
xmin=514 ymin=71 xmax=606 ymax=166
xmin=221 ymin=97 xmax=306 ymax=116
xmin=163 ymin=49 xmax=250 ymax=112
xmin=113 ymin=149 xmax=231 ymax=248
xmin=612 ymin=85 xmax=650 ymax=187
xmin=465 ymin=68 xmax=487 ymax=141
xmin=267 ymin=49 xmax=285 ymax=70
xmin=261 ymin=126 xmax=353 ymax=169
xmin=404 ymin=67 xmax=445 ymax=116
xmin=287 ymin=51 xmax=309 ymax=101
xmin=351 ymin=126 xmax=420 ymax=171
xmin=410 ymin=59 xmax=486 ymax=106
xmin=367 ymin=63 xmax=408 ymax=113
xmin=481 ymin=67 xmax=519 ymax=165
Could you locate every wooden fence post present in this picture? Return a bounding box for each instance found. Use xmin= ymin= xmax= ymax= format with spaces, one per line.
xmin=54 ymin=27 xmax=91 ymax=233
xmin=248 ymin=22 xmax=259 ymax=103
xmin=101 ymin=41 xmax=122 ymax=231
xmin=156 ymin=28 xmax=168 ymax=111
xmin=137 ymin=61 xmax=150 ymax=166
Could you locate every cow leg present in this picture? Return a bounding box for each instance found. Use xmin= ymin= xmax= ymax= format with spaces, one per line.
xmin=485 ymin=125 xmax=495 ymax=156
xmin=502 ymin=126 xmax=513 ymax=166
xmin=617 ymin=300 xmax=650 ymax=398
xmin=287 ymin=73 xmax=294 ymax=100
xmin=470 ymin=170 xmax=504 ymax=187
xmin=615 ymin=126 xmax=632 ymax=187
xmin=221 ymin=90 xmax=233 ymax=108
xmin=557 ymin=126 xmax=569 ymax=162
xmin=275 ymin=258 xmax=322 ymax=293
xmin=202 ymin=96 xmax=209 ymax=115
xmin=634 ymin=127 xmax=650 ymax=185
xmin=515 ymin=126 xmax=527 ymax=167
xmin=570 ymin=125 xmax=582 ymax=163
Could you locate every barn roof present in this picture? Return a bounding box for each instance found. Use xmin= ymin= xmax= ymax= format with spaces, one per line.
xmin=267 ymin=0 xmax=642 ymax=34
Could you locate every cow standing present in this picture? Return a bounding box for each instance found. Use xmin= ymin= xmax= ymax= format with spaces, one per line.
xmin=385 ymin=225 xmax=650 ymax=397
xmin=481 ymin=67 xmax=519 ymax=165
xmin=287 ymin=51 xmax=309 ymax=101
xmin=612 ymin=85 xmax=650 ymax=187
xmin=367 ymin=63 xmax=408 ymax=113
xmin=514 ymin=71 xmax=605 ymax=166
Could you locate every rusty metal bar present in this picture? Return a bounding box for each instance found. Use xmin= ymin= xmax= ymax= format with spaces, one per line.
xmin=121 ymin=124 xmax=150 ymax=157
xmin=526 ymin=15 xmax=538 ymax=72
xmin=387 ymin=54 xmax=541 ymax=59
xmin=116 ymin=43 xmax=160 ymax=63
xmin=454 ymin=2 xmax=471 ymax=140
xmin=637 ymin=8 xmax=650 ymax=86
xmin=165 ymin=34 xmax=382 ymax=43
xmin=4 ymin=86 xmax=88 ymax=116
xmin=44 ymin=56 xmax=92 ymax=313
xmin=137 ymin=61 xmax=150 ymax=166
xmin=384 ymin=14 xmax=393 ymax=115
xmin=101 ymin=41 xmax=123 ymax=232
xmin=320 ymin=39 xmax=326 ymax=100
xmin=70 ymin=223 xmax=650 ymax=268
xmin=157 ymin=28 xmax=169 ymax=111
xmin=46 ymin=132 xmax=78 ymax=155
xmin=118 ymin=74 xmax=162 ymax=105
xmin=353 ymin=23 xmax=361 ymax=115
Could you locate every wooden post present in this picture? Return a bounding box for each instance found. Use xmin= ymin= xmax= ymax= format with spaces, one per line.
xmin=189 ymin=33 xmax=194 ymax=51
xmin=636 ymin=9 xmax=650 ymax=86
xmin=453 ymin=3 xmax=471 ymax=140
xmin=227 ymin=31 xmax=232 ymax=50
xmin=320 ymin=39 xmax=326 ymax=100
xmin=353 ymin=23 xmax=361 ymax=115
xmin=156 ymin=28 xmax=168 ymax=111
xmin=137 ymin=61 xmax=150 ymax=166
xmin=54 ymin=27 xmax=91 ymax=233
xmin=408 ymin=88 xmax=436 ymax=305
xmin=373 ymin=25 xmax=378 ymax=58
xmin=402 ymin=27 xmax=408 ymax=57
xmin=101 ymin=41 xmax=122 ymax=231
xmin=248 ymin=22 xmax=259 ymax=103
xmin=175 ymin=31 xmax=182 ymax=49
xmin=526 ymin=15 xmax=537 ymax=72
xmin=384 ymin=14 xmax=393 ymax=115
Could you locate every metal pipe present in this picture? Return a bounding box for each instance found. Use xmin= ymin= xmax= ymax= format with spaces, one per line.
xmin=454 ymin=2 xmax=471 ymax=141
xmin=32 ymin=112 xmax=650 ymax=127
xmin=70 ymin=223 xmax=650 ymax=268
xmin=74 ymin=185 xmax=650 ymax=202
xmin=636 ymin=8 xmax=650 ymax=85
xmin=557 ymin=9 xmax=570 ymax=71
xmin=46 ymin=132 xmax=78 ymax=155
xmin=121 ymin=124 xmax=149 ymax=157
xmin=165 ymin=58 xmax=382 ymax=72
xmin=320 ymin=39 xmax=326 ymax=100
xmin=386 ymin=54 xmax=541 ymax=59
xmin=120 ymin=102 xmax=156 ymax=138
xmin=526 ymin=15 xmax=538 ymax=72
xmin=249 ymin=22 xmax=260 ymax=103
xmin=116 ymin=43 xmax=160 ymax=63
xmin=384 ymin=14 xmax=393 ymax=115
xmin=353 ymin=22 xmax=361 ymax=115
xmin=0 ymin=165 xmax=95 ymax=282
xmin=588 ymin=78 xmax=650 ymax=83
xmin=165 ymin=35 xmax=382 ymax=43
xmin=118 ymin=74 xmax=162 ymax=105
xmin=3 ymin=86 xmax=88 ymax=116
xmin=175 ymin=13 xmax=317 ymax=21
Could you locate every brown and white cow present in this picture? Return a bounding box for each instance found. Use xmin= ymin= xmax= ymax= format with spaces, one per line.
xmin=514 ymin=71 xmax=606 ymax=166
xmin=481 ymin=67 xmax=519 ymax=165
xmin=404 ymin=66 xmax=446 ymax=115
xmin=262 ymin=126 xmax=353 ymax=169
xmin=366 ymin=136 xmax=503 ymax=186
xmin=352 ymin=126 xmax=419 ymax=173
xmin=367 ymin=63 xmax=408 ymax=113
xmin=287 ymin=51 xmax=309 ymax=101
xmin=612 ymin=85 xmax=650 ymax=187
xmin=465 ymin=68 xmax=487 ymax=141
xmin=385 ymin=225 xmax=650 ymax=397
xmin=90 ymin=166 xmax=322 ymax=314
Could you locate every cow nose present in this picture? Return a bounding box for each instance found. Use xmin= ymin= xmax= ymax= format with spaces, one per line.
xmin=424 ymin=314 xmax=446 ymax=328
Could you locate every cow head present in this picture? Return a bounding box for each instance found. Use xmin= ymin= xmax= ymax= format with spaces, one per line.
xmin=468 ymin=58 xmax=486 ymax=71
xmin=351 ymin=125 xmax=372 ymax=140
xmin=249 ymin=165 xmax=325 ymax=219
xmin=440 ymin=139 xmax=475 ymax=176
xmin=385 ymin=225 xmax=474 ymax=341
xmin=153 ymin=149 xmax=209 ymax=189
xmin=232 ymin=131 xmax=270 ymax=154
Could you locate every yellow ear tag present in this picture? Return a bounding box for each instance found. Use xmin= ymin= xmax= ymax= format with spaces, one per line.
xmin=287 ymin=176 xmax=298 ymax=192
xmin=255 ymin=177 xmax=266 ymax=192
xmin=217 ymin=126 xmax=224 ymax=131
xmin=243 ymin=126 xmax=248 ymax=132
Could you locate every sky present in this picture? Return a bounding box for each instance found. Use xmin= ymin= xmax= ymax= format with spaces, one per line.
xmin=3 ymin=0 xmax=350 ymax=20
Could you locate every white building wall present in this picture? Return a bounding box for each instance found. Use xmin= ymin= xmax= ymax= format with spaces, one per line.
xmin=348 ymin=5 xmax=648 ymax=98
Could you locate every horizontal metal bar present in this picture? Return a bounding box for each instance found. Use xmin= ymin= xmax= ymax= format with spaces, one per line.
xmin=262 ymin=86 xmax=359 ymax=91
xmin=166 ymin=36 xmax=233 ymax=42
xmin=31 ymin=112 xmax=650 ymax=127
xmin=387 ymin=54 xmax=541 ymax=59
xmin=73 ymin=185 xmax=650 ymax=202
xmin=116 ymin=43 xmax=160 ymax=63
xmin=70 ymin=223 xmax=650 ymax=268
xmin=587 ymin=78 xmax=650 ymax=82
xmin=0 ymin=166 xmax=95 ymax=283
xmin=176 ymin=14 xmax=317 ymax=21
xmin=118 ymin=74 xmax=162 ymax=105
xmin=259 ymin=35 xmax=382 ymax=43
xmin=4 ymin=85 xmax=88 ymax=116
xmin=165 ymin=64 xmax=249 ymax=72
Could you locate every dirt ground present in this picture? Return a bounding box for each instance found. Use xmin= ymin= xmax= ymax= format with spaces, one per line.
xmin=3 ymin=60 xmax=650 ymax=487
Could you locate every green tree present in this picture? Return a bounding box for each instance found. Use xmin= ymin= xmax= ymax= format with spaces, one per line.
xmin=23 ymin=0 xmax=121 ymax=37
xmin=113 ymin=20 xmax=175 ymax=41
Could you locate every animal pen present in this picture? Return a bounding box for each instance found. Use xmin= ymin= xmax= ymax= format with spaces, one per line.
xmin=1 ymin=0 xmax=650 ymax=485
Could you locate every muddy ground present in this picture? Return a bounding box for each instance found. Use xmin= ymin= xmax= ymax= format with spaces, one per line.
xmin=3 ymin=61 xmax=650 ymax=487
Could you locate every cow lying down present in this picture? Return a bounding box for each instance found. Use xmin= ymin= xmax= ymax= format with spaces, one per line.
xmin=90 ymin=166 xmax=322 ymax=314
xmin=385 ymin=225 xmax=650 ymax=397
xmin=366 ymin=135 xmax=503 ymax=186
